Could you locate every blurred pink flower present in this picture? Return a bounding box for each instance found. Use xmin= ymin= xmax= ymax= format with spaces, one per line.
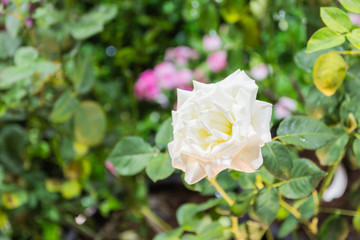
xmin=175 ymin=68 xmax=193 ymax=88
xmin=193 ymin=68 xmax=208 ymax=83
xmin=2 ymin=0 xmax=9 ymax=5
xmin=250 ymin=64 xmax=269 ymax=81
xmin=349 ymin=13 xmax=360 ymax=27
xmin=165 ymin=46 xmax=198 ymax=66
xmin=203 ymin=35 xmax=222 ymax=52
xmin=25 ymin=18 xmax=33 ymax=29
xmin=154 ymin=62 xmax=178 ymax=89
xmin=105 ymin=161 xmax=117 ymax=176
xmin=274 ymin=97 xmax=297 ymax=119
xmin=207 ymin=51 xmax=227 ymax=72
xmin=134 ymin=70 xmax=160 ymax=100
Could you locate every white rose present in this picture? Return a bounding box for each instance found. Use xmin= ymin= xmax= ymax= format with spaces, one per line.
xmin=168 ymin=69 xmax=272 ymax=184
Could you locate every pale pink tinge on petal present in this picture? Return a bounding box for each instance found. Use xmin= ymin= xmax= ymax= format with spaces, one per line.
xmin=134 ymin=70 xmax=161 ymax=101
xmin=207 ymin=51 xmax=227 ymax=72
xmin=250 ymin=64 xmax=268 ymax=81
xmin=203 ymin=34 xmax=222 ymax=52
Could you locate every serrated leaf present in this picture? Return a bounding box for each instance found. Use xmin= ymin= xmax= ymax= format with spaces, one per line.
xmin=306 ymin=28 xmax=345 ymax=53
xmin=340 ymin=0 xmax=360 ymax=13
xmin=313 ymin=51 xmax=348 ymax=96
xmin=279 ymin=158 xmax=326 ymax=199
xmin=320 ymin=7 xmax=352 ymax=33
xmin=155 ymin=118 xmax=173 ymax=148
xmin=50 ymin=91 xmax=78 ymax=123
xmin=277 ymin=116 xmax=334 ymax=149
xmin=316 ymin=131 xmax=349 ymax=165
xmin=107 ymin=136 xmax=154 ymax=176
xmin=253 ymin=188 xmax=279 ymax=225
xmin=74 ymin=101 xmax=106 ymax=146
xmin=262 ymin=141 xmax=293 ymax=180
xmin=347 ymin=29 xmax=360 ymax=49
xmin=319 ymin=215 xmax=349 ymax=240
xmin=146 ymin=154 xmax=174 ymax=182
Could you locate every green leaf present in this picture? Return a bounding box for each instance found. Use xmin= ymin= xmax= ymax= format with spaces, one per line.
xmin=0 ymin=33 xmax=20 ymax=59
xmin=232 ymin=171 xmax=256 ymax=189
xmin=72 ymin=55 xmax=95 ymax=94
xmin=154 ymin=228 xmax=184 ymax=240
xmin=155 ymin=118 xmax=173 ymax=149
xmin=197 ymin=222 xmax=224 ymax=240
xmin=319 ymin=215 xmax=349 ymax=240
xmin=14 ymin=47 xmax=39 ymax=67
xmin=61 ymin=180 xmax=82 ymax=199
xmin=279 ymin=158 xmax=326 ymax=199
xmin=0 ymin=65 xmax=35 ymax=89
xmin=146 ymin=154 xmax=174 ymax=182
xmin=107 ymin=136 xmax=154 ymax=176
xmin=347 ymin=29 xmax=360 ymax=49
xmin=294 ymin=48 xmax=329 ymax=73
xmin=316 ymin=131 xmax=349 ymax=165
xmin=253 ymin=188 xmax=279 ymax=225
xmin=99 ymin=196 xmax=123 ymax=217
xmin=277 ymin=116 xmax=334 ymax=149
xmin=278 ymin=215 xmax=298 ymax=238
xmin=313 ymin=51 xmax=348 ymax=96
xmin=262 ymin=141 xmax=293 ymax=180
xmin=1 ymin=190 xmax=28 ymax=209
xmin=320 ymin=7 xmax=352 ymax=33
xmin=306 ymin=27 xmax=345 ymax=53
xmin=50 ymin=91 xmax=78 ymax=123
xmin=340 ymin=0 xmax=360 ymax=13
xmin=353 ymin=138 xmax=360 ymax=166
xmin=74 ymin=101 xmax=107 ymax=146
xmin=5 ymin=14 xmax=21 ymax=38
xmin=353 ymin=207 xmax=360 ymax=232
xmin=176 ymin=199 xmax=221 ymax=231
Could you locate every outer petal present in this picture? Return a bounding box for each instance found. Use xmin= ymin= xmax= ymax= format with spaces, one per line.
xmin=177 ymin=88 xmax=193 ymax=109
xmin=252 ymin=100 xmax=273 ymax=143
xmin=184 ymin=161 xmax=206 ymax=184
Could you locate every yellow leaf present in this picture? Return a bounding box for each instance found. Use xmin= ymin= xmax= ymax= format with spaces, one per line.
xmin=313 ymin=52 xmax=348 ymax=96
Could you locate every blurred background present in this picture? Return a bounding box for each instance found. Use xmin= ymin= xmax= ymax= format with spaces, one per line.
xmin=0 ymin=0 xmax=355 ymax=239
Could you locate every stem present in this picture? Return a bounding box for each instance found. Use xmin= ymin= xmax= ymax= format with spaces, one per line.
xmin=272 ymin=136 xmax=280 ymax=141
xmin=207 ymin=177 xmax=234 ymax=206
xmin=320 ymin=207 xmax=359 ymax=217
xmin=335 ymin=50 xmax=360 ymax=55
xmin=319 ymin=159 xmax=341 ymax=199
xmin=140 ymin=206 xmax=172 ymax=232
xmin=207 ymin=177 xmax=240 ymax=239
xmin=353 ymin=132 xmax=360 ymax=139
xmin=271 ymin=181 xmax=286 ymax=188
xmin=279 ymin=198 xmax=302 ymax=219
xmin=14 ymin=0 xmax=23 ymax=20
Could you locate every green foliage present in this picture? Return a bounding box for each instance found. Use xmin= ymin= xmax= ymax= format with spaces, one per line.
xmin=306 ymin=28 xmax=345 ymax=53
xmin=320 ymin=7 xmax=352 ymax=33
xmin=278 ymin=158 xmax=326 ymax=199
xmin=253 ymin=188 xmax=279 ymax=225
xmin=277 ymin=116 xmax=334 ymax=149
xmin=319 ymin=215 xmax=349 ymax=240
xmin=262 ymin=141 xmax=293 ymax=180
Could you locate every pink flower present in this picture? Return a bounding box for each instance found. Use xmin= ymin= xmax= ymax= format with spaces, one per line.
xmin=250 ymin=64 xmax=269 ymax=81
xmin=175 ymin=68 xmax=193 ymax=88
xmin=165 ymin=46 xmax=198 ymax=66
xmin=154 ymin=62 xmax=178 ymax=89
xmin=349 ymin=13 xmax=360 ymax=27
xmin=203 ymin=35 xmax=222 ymax=52
xmin=105 ymin=161 xmax=117 ymax=176
xmin=193 ymin=68 xmax=208 ymax=83
xmin=207 ymin=51 xmax=227 ymax=72
xmin=25 ymin=18 xmax=33 ymax=29
xmin=274 ymin=97 xmax=297 ymax=119
xmin=134 ymin=70 xmax=160 ymax=100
